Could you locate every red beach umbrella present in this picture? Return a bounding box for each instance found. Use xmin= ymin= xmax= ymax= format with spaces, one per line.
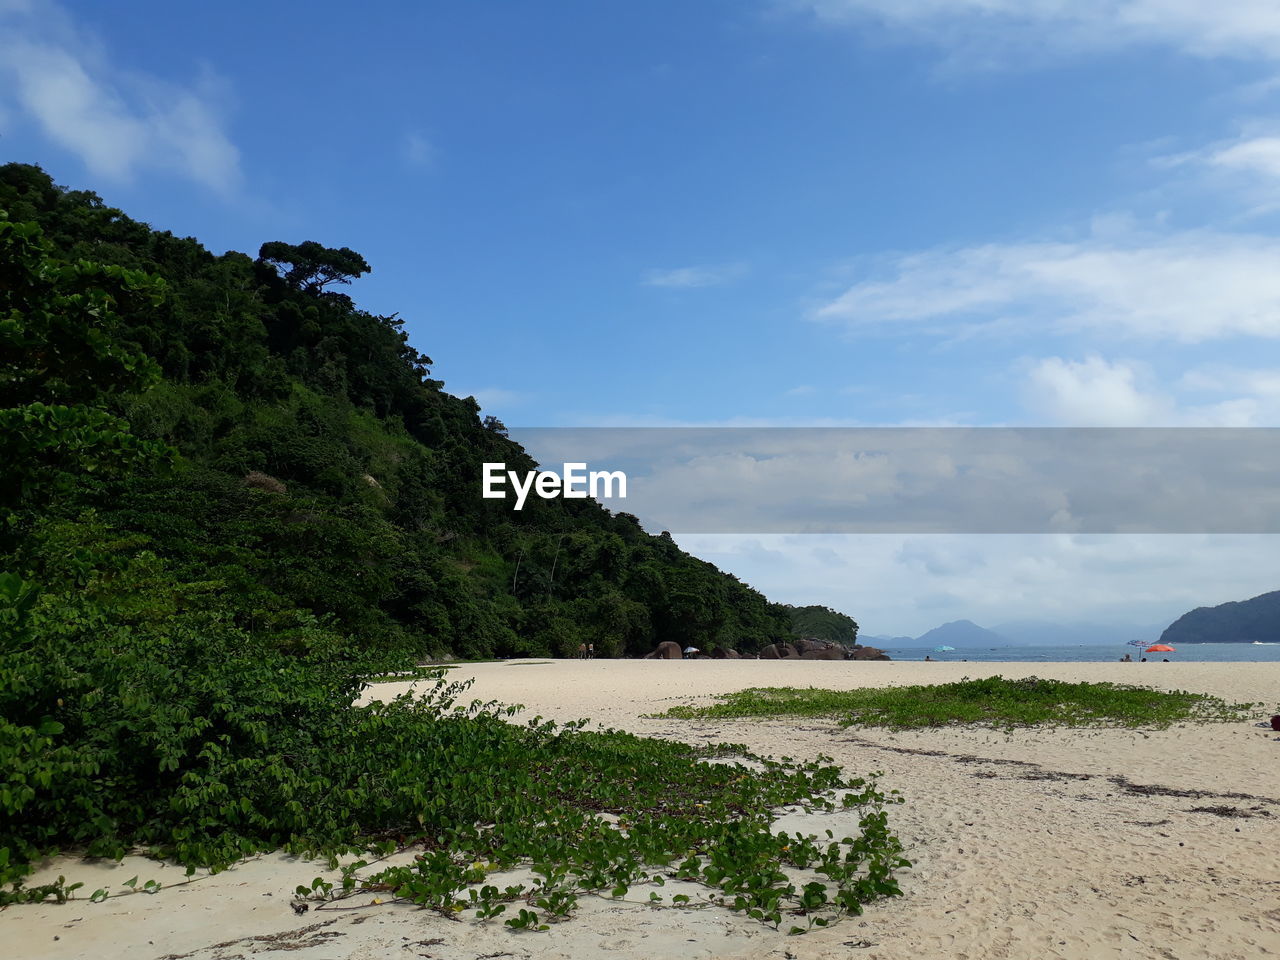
xmin=1145 ymin=644 xmax=1175 ymax=653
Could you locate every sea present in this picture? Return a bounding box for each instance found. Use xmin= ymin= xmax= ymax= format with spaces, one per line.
xmin=880 ymin=643 xmax=1280 ymax=663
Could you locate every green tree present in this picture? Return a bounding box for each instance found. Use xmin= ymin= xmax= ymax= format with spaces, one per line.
xmin=0 ymin=210 xmax=172 ymax=513
xmin=256 ymin=240 xmax=371 ymax=294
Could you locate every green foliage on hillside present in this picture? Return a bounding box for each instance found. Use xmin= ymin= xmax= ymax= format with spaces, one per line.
xmin=784 ymin=604 xmax=859 ymax=646
xmin=0 ymin=162 xmax=794 ymax=663
xmin=0 ymin=165 xmax=904 ymax=924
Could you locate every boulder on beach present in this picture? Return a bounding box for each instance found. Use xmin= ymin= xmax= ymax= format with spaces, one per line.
xmin=642 ymin=640 xmax=683 ymax=659
xmin=800 ymin=645 xmax=851 ymax=660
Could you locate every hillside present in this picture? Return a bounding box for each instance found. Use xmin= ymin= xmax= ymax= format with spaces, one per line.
xmin=0 ymin=164 xmax=905 ymax=909
xmin=1160 ymin=590 xmax=1280 ymax=645
xmin=0 ymin=162 xmax=794 ymax=661
xmin=783 ymin=604 xmax=860 ymax=646
xmin=866 ymin=635 xmax=916 ymax=647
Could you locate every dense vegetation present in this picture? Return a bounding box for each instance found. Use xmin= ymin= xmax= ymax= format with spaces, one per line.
xmin=784 ymin=604 xmax=859 ymax=646
xmin=0 ymin=162 xmax=803 ymax=663
xmin=0 ymin=164 xmax=904 ymax=923
xmin=3 ymin=583 xmax=905 ymax=924
xmin=1160 ymin=590 xmax=1280 ymax=645
xmin=660 ymin=677 xmax=1256 ymax=729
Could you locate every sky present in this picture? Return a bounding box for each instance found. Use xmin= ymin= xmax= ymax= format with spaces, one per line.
xmin=3 ymin=0 xmax=1280 ymax=636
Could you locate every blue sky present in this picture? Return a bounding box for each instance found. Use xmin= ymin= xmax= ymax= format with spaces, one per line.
xmin=5 ymin=0 xmax=1280 ymax=635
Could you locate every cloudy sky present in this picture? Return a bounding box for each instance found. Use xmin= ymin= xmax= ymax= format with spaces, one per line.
xmin=3 ymin=0 xmax=1279 ymax=636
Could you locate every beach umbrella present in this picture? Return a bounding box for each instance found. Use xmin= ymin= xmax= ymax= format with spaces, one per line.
xmin=933 ymin=645 xmax=955 ymax=653
xmin=1145 ymin=644 xmax=1175 ymax=653
xmin=1126 ymin=639 xmax=1148 ymax=650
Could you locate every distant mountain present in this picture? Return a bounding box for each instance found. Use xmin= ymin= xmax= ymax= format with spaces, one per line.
xmin=866 ymin=634 xmax=916 ymax=647
xmin=870 ymin=618 xmax=1170 ymax=649
xmin=915 ymin=620 xmax=1008 ymax=647
xmin=1161 ymin=590 xmax=1280 ymax=645
xmin=991 ymin=619 xmax=1165 ymax=647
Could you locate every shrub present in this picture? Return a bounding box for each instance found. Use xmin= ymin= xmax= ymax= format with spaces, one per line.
xmin=1 ymin=562 xmax=907 ymax=928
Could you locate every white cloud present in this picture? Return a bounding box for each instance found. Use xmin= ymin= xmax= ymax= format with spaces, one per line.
xmin=1156 ymin=133 xmax=1280 ymax=213
xmin=1022 ymin=355 xmax=1277 ymax=425
xmin=1205 ymin=135 xmax=1280 ymax=179
xmin=404 ymin=132 xmax=435 ymax=168
xmin=1181 ymin=364 xmax=1280 ymax=397
xmin=642 ymin=263 xmax=747 ymax=288
xmin=0 ymin=3 xmax=240 ymax=192
xmin=675 ymin=531 xmax=1280 ymax=637
xmin=1175 ymin=363 xmax=1280 ymax=423
xmin=815 ymin=231 xmax=1280 ymax=342
xmin=787 ymin=0 xmax=1280 ymax=63
xmin=1024 ymin=356 xmax=1175 ymax=426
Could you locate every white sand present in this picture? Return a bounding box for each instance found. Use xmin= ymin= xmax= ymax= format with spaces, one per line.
xmin=10 ymin=659 xmax=1280 ymax=960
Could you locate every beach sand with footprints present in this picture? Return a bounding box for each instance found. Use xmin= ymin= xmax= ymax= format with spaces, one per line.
xmin=11 ymin=659 xmax=1280 ymax=960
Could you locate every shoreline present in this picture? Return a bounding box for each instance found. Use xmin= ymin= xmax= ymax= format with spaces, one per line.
xmin=11 ymin=660 xmax=1280 ymax=960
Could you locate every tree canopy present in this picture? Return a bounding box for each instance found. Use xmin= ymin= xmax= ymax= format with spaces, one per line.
xmin=784 ymin=604 xmax=860 ymax=647
xmin=257 ymin=239 xmax=371 ymax=294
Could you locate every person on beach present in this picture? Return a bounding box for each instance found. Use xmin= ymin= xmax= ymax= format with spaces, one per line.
xmin=1120 ymin=654 xmax=1132 ymax=662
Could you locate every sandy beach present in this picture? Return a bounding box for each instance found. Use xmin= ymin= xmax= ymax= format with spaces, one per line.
xmin=10 ymin=659 xmax=1280 ymax=960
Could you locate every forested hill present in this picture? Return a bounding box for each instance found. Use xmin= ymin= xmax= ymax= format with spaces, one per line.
xmin=1160 ymin=590 xmax=1280 ymax=645
xmin=0 ymin=162 xmax=794 ymax=661
xmin=783 ymin=604 xmax=859 ymax=646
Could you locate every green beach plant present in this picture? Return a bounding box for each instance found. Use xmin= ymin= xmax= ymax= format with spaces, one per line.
xmin=658 ymin=677 xmax=1257 ymax=729
xmin=1 ymin=591 xmax=908 ymax=927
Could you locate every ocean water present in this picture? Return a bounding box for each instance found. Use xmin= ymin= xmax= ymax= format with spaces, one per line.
xmin=880 ymin=643 xmax=1280 ymax=663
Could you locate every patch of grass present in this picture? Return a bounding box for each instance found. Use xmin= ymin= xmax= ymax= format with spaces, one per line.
xmin=658 ymin=676 xmax=1257 ymax=730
